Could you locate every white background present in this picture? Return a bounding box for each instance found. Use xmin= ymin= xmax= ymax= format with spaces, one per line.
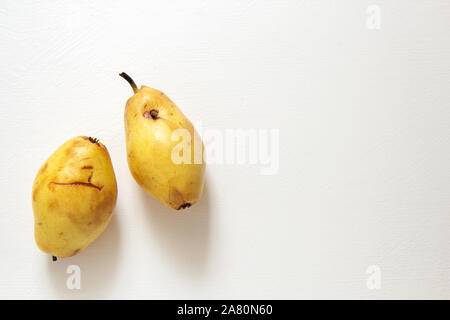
xmin=1 ymin=0 xmax=449 ymax=299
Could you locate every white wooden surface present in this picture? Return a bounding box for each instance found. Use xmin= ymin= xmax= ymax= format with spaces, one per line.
xmin=1 ymin=0 xmax=449 ymax=299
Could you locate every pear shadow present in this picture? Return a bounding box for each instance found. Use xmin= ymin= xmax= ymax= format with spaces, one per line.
xmin=46 ymin=208 xmax=121 ymax=297
xmin=139 ymin=176 xmax=212 ymax=277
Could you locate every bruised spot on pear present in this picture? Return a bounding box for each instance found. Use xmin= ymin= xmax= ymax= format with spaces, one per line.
xmin=169 ymin=187 xmax=184 ymax=206
xmin=38 ymin=163 xmax=48 ymax=175
xmin=32 ymin=188 xmax=39 ymax=201
xmin=48 ymin=200 xmax=59 ymax=210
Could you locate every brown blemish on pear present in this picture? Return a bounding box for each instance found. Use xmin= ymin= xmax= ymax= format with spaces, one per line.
xmin=38 ymin=163 xmax=48 ymax=175
xmin=32 ymin=188 xmax=39 ymax=201
xmin=48 ymin=200 xmax=59 ymax=210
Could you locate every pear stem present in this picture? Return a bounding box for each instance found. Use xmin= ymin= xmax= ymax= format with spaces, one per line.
xmin=119 ymin=72 xmax=138 ymax=93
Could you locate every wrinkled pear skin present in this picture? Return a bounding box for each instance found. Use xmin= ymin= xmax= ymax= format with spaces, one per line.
xmin=124 ymin=86 xmax=205 ymax=210
xmin=32 ymin=136 xmax=117 ymax=258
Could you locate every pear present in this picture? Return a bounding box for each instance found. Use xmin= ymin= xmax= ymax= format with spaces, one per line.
xmin=120 ymin=72 xmax=205 ymax=210
xmin=32 ymin=136 xmax=117 ymax=258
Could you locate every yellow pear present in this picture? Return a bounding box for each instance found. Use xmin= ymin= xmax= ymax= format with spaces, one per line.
xmin=120 ymin=72 xmax=205 ymax=210
xmin=32 ymin=136 xmax=117 ymax=258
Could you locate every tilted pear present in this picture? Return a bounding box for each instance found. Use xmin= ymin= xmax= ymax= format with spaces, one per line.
xmin=32 ymin=136 xmax=117 ymax=258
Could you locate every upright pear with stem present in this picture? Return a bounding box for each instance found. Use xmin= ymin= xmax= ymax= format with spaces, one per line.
xmin=120 ymin=72 xmax=205 ymax=210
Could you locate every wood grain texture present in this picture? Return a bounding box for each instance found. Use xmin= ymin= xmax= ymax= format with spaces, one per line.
xmin=0 ymin=0 xmax=449 ymax=299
